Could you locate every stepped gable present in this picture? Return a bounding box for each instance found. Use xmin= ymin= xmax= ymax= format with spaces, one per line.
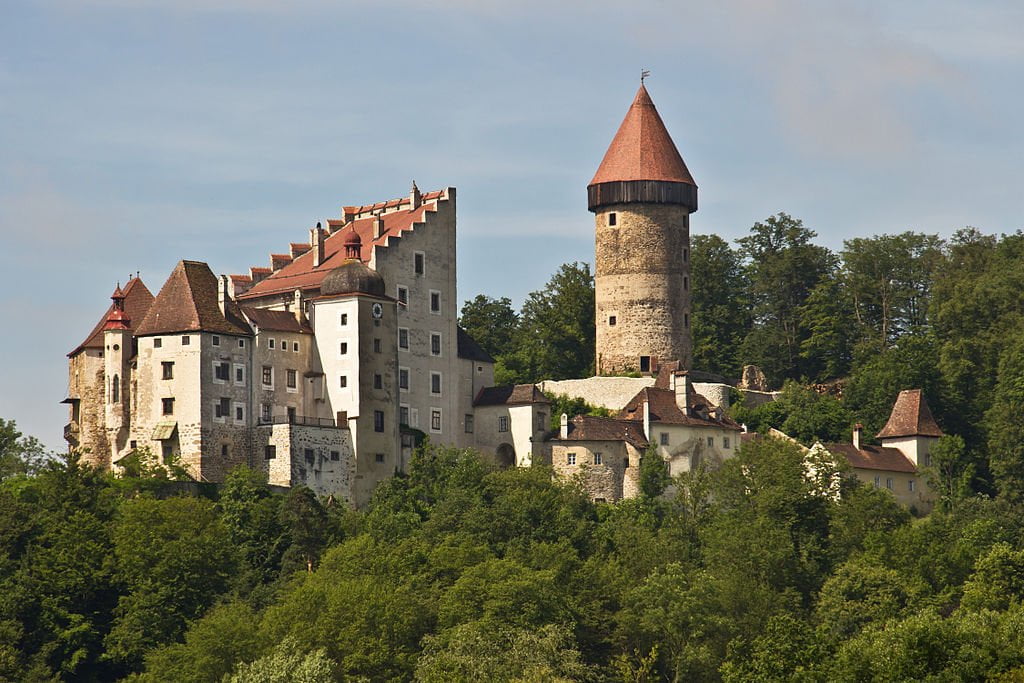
xmin=238 ymin=188 xmax=447 ymax=300
xmin=135 ymin=260 xmax=251 ymax=337
xmin=558 ymin=414 xmax=649 ymax=449
xmin=241 ymin=307 xmax=312 ymax=334
xmin=876 ymin=389 xmax=944 ymax=439
xmin=474 ymin=384 xmax=550 ymax=407
xmin=457 ymin=327 xmax=495 ymax=364
xmin=618 ymin=386 xmax=741 ymax=431
xmin=69 ymin=277 xmax=155 ymax=356
xmin=589 ymin=84 xmax=696 ymax=187
xmin=825 ymin=443 xmax=917 ymax=473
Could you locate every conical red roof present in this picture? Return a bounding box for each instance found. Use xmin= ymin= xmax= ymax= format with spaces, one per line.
xmin=589 ymin=85 xmax=696 ymax=187
xmin=876 ymin=389 xmax=944 ymax=439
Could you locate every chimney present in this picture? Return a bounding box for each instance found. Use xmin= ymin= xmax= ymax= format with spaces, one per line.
xmin=373 ymin=216 xmax=384 ymax=239
xmin=218 ymin=274 xmax=230 ymax=316
xmin=293 ymin=289 xmax=304 ymax=324
xmin=559 ymin=413 xmax=568 ymax=440
xmin=674 ymin=371 xmax=690 ymax=416
xmin=853 ymin=423 xmax=863 ymax=450
xmin=410 ymin=180 xmax=421 ymax=209
xmin=310 ymin=222 xmax=325 ymax=268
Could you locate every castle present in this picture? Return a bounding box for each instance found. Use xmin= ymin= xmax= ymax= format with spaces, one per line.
xmin=63 ymin=84 xmax=938 ymax=508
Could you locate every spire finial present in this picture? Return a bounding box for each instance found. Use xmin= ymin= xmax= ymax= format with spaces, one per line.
xmin=641 ymin=69 xmax=650 ymax=84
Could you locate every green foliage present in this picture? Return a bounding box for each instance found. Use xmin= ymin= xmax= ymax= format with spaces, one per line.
xmin=458 ymin=294 xmax=519 ymax=360
xmin=229 ymin=637 xmax=334 ymax=683
xmin=638 ymin=444 xmax=670 ymax=499
xmin=691 ymin=234 xmax=749 ymax=377
xmin=545 ymin=392 xmax=611 ymax=431
xmin=732 ymin=381 xmax=852 ymax=444
xmin=0 ymin=418 xmax=51 ymax=480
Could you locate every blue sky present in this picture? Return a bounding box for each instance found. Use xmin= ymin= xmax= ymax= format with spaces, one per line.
xmin=2 ymin=0 xmax=1022 ymax=449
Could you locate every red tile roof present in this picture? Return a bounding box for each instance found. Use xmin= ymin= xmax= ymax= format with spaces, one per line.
xmin=241 ymin=306 xmax=312 ymax=334
xmin=474 ymin=384 xmax=550 ymax=407
xmin=877 ymin=389 xmax=944 ymax=439
xmin=824 ymin=443 xmax=917 ymax=474
xmin=618 ymin=386 xmax=741 ymax=431
xmin=238 ymin=191 xmax=445 ymax=300
xmin=589 ymin=85 xmax=696 ymax=187
xmin=135 ymin=261 xmax=252 ymax=337
xmin=555 ymin=414 xmax=649 ymax=450
xmin=69 ymin=277 xmax=155 ymax=356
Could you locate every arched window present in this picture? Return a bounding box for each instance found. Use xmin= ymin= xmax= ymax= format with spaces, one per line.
xmin=112 ymin=374 xmax=120 ymax=403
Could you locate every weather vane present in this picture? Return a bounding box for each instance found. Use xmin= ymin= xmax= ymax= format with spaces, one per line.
xmin=641 ymin=69 xmax=650 ymax=84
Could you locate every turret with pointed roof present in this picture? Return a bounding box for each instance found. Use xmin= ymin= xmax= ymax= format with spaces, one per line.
xmin=590 ymin=83 xmax=696 ymax=374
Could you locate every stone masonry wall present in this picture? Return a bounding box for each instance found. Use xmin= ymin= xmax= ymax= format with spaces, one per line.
xmin=540 ymin=377 xmax=655 ymax=411
xmin=595 ymin=203 xmax=692 ymax=374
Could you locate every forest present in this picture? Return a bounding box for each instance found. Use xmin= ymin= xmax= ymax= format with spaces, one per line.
xmin=5 ymin=215 xmax=1024 ymax=681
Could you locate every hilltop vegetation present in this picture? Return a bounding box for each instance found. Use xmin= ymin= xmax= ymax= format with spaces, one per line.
xmin=6 ymin=438 xmax=1024 ymax=681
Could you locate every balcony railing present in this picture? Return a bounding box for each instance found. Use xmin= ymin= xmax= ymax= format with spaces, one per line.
xmin=257 ymin=415 xmax=338 ymax=428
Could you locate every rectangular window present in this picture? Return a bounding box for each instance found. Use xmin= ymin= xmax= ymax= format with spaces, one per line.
xmin=330 ymin=450 xmax=340 ymax=461
xmin=414 ymin=251 xmax=425 ymax=275
xmin=216 ymin=397 xmax=230 ymax=419
xmin=707 ymin=436 xmax=714 ymax=447
xmin=684 ymin=276 xmax=689 ymax=290
xmin=608 ymin=212 xmax=617 ymax=226
xmin=265 ymin=445 xmax=276 ymax=460
xmin=261 ymin=403 xmax=271 ymax=422
xmin=215 ymin=361 xmax=229 ymax=382
xmin=262 ymin=366 xmax=273 ymax=387
xmin=431 ymin=333 xmax=442 ymax=356
xmin=398 ymin=328 xmax=409 ymax=350
xmin=268 ymin=338 xmax=275 ymax=349
xmin=400 ymin=405 xmax=409 ymax=425
xmin=431 ymin=372 xmax=442 ymax=395
xmin=162 ymin=397 xmax=174 ymax=415
xmin=373 ymin=338 xmax=382 ymax=353
xmin=339 ymin=342 xmax=348 ymax=355
xmin=684 ymin=313 xmax=689 ymax=328
xmin=293 ymin=342 xmax=299 ymax=352
xmin=304 ymin=448 xmax=314 ymax=464
xmin=374 ymin=410 xmax=385 ymax=432
xmin=340 ymin=375 xmax=348 ymax=388
xmin=465 ymin=414 xmax=474 ymax=433
xmin=594 ymin=452 xmax=603 ymax=465
xmin=410 ymin=408 xmax=419 ymax=428
xmin=909 ymin=479 xmax=916 ymax=492
xmin=886 ymin=478 xmax=894 ymax=490
xmin=234 ymin=365 xmax=245 ymax=385
xmin=181 ymin=335 xmax=190 ymax=346
xmin=660 ymin=432 xmax=669 ymax=446
xmin=238 ymin=339 xmax=245 ymax=348
xmin=429 ymin=290 xmax=441 ymax=313
xmin=537 ymin=412 xmax=546 ymax=431
xmin=212 ymin=335 xmax=220 ymax=347
xmin=498 ymin=416 xmax=509 ymax=432
xmin=397 ymin=286 xmax=408 ymax=306
xmin=162 ymin=361 xmax=174 ymax=379
xmin=639 ymin=356 xmax=651 ymax=372
xmin=374 ymin=373 xmax=383 ymax=389
xmin=340 ymin=313 xmax=348 ymax=326
xmin=286 ymin=369 xmax=297 ymax=389
xmin=154 ymin=338 xmax=162 ymax=349
xmin=235 ymin=404 xmax=244 ymax=422
xmin=431 ymin=409 xmax=442 ymax=432
xmin=874 ymin=476 xmax=881 ymax=488
xmin=683 ymin=247 xmax=689 ymax=262
xmin=399 ymin=367 xmax=409 ymax=390
xmin=609 ymin=315 xmax=616 ymax=326
xmin=723 ymin=436 xmax=731 ymax=449
xmin=375 ymin=453 xmax=385 ymax=464
xmin=567 ymin=452 xmax=577 ymax=466
xmin=287 ymin=406 xmax=296 ymax=423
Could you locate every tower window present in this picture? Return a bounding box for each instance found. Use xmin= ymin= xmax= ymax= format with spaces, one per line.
xmin=162 ymin=361 xmax=174 ymax=379
xmin=430 ymin=290 xmax=441 ymax=313
xmin=374 ymin=410 xmax=385 ymax=432
xmin=640 ymin=356 xmax=651 ymax=373
xmin=685 ymin=313 xmax=689 ymax=328
xmin=608 ymin=315 xmax=616 ymax=326
xmin=683 ymin=248 xmax=689 ymax=262
xmin=608 ymin=212 xmax=617 ymax=226
xmin=374 ymin=373 xmax=383 ymax=389
xmin=684 ymin=277 xmax=689 ymax=291
xmin=162 ymin=398 xmax=175 ymax=415
xmin=414 ymin=251 xmax=425 ymax=275
xmin=212 ymin=335 xmax=220 ymax=346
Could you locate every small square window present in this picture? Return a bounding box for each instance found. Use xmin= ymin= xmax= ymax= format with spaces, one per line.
xmin=374 ymin=373 xmax=383 ymax=389
xmin=215 ymin=362 xmax=229 ymax=381
xmin=567 ymin=452 xmax=577 ymax=466
xmin=594 ymin=452 xmax=603 ymax=465
xmin=304 ymin=448 xmax=315 ymax=464
xmin=660 ymin=432 xmax=669 ymax=446
xmin=339 ymin=342 xmax=348 ymax=355
xmin=216 ymin=397 xmax=230 ymax=419
xmin=340 ymin=313 xmax=348 ymax=326
xmin=181 ymin=335 xmax=190 ymax=346
xmin=375 ymin=453 xmax=385 ymax=464
xmin=162 ymin=361 xmax=174 ymax=380
xmin=154 ymin=338 xmax=162 ymax=348
xmin=609 ymin=315 xmax=616 ymax=326
xmin=465 ymin=414 xmax=474 ymax=433
xmin=265 ymin=445 xmax=276 ymax=460
xmin=374 ymin=410 xmax=385 ymax=432
xmin=212 ymin=335 xmax=220 ymax=346
xmin=130 ymin=439 xmax=137 ymax=449
xmin=398 ymin=328 xmax=409 ymax=350
xmin=162 ymin=397 xmax=174 ymax=415
xmin=238 ymin=339 xmax=245 ymax=348
xmin=431 ymin=333 xmax=442 ymax=356
xmin=414 ymin=252 xmax=425 ymax=275
xmin=330 ymin=450 xmax=340 ymax=461
xmin=498 ymin=416 xmax=509 ymax=432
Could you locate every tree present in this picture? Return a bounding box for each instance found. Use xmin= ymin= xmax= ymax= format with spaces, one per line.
xmin=961 ymin=543 xmax=1024 ymax=612
xmin=0 ymin=419 xmax=50 ymax=480
xmin=987 ymin=336 xmax=1024 ymax=502
xmin=690 ymin=234 xmax=749 ymax=377
xmin=638 ymin=445 xmax=670 ymax=500
xmin=737 ymin=213 xmax=837 ymax=384
xmin=279 ymin=486 xmax=327 ymax=574
xmin=218 ymin=467 xmax=287 ymax=587
xmin=458 ymin=295 xmax=518 ymax=360
xmin=506 ymin=262 xmax=595 ymax=383
xmin=798 ymin=274 xmax=856 ymax=381
xmin=229 ymin=638 xmax=334 ymax=683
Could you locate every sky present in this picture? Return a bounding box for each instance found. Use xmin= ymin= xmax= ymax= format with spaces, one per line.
xmin=1 ymin=0 xmax=1022 ymax=450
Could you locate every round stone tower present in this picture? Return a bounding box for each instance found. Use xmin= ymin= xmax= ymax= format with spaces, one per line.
xmin=588 ymin=84 xmax=697 ymax=375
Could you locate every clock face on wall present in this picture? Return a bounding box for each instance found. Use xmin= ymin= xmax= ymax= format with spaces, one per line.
xmin=371 ymin=302 xmax=383 ymax=319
